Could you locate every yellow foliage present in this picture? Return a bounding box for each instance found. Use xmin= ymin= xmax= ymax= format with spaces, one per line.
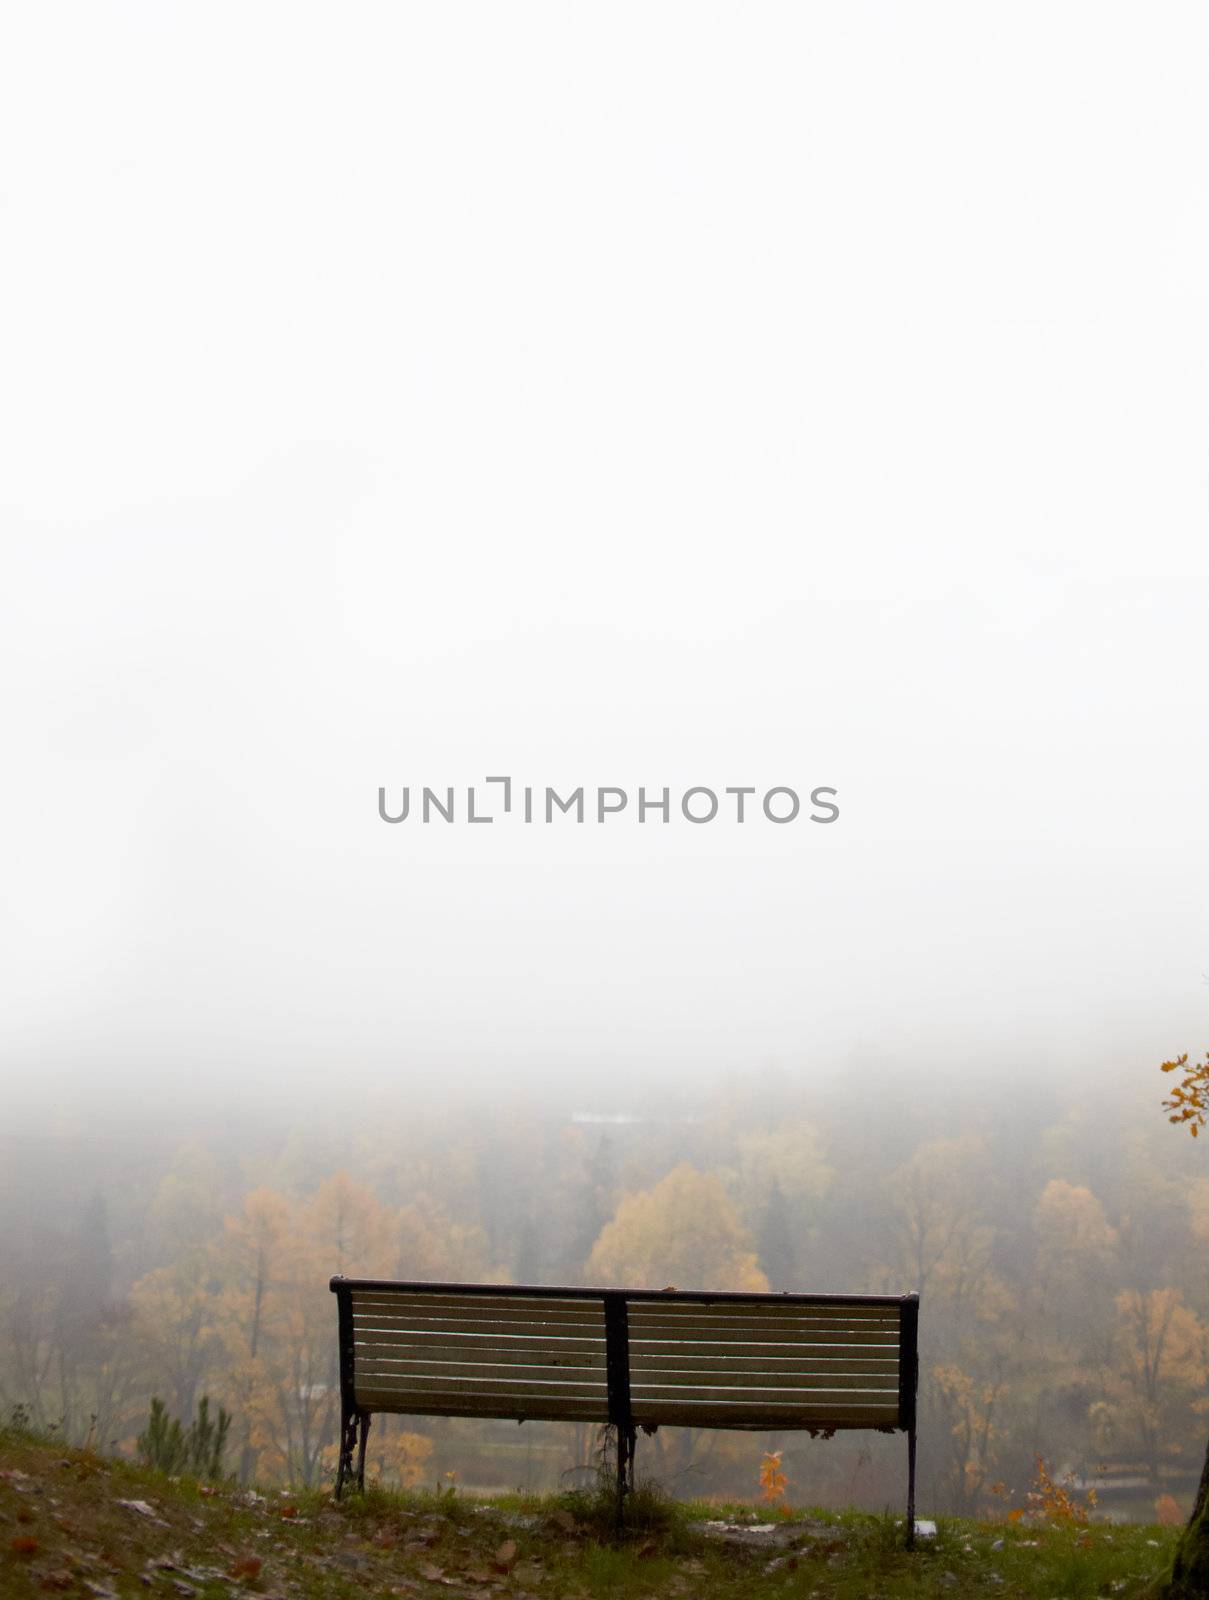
xmin=931 ymin=1363 xmax=1003 ymax=1515
xmin=396 ymin=1194 xmax=499 ymax=1283
xmin=321 ymin=1422 xmax=433 ymax=1489
xmin=585 ymin=1164 xmax=768 ymax=1292
xmin=1160 ymin=1051 xmax=1209 ymax=1137
xmin=307 ymin=1173 xmax=397 ymax=1277
xmin=758 ymin=1450 xmax=789 ymax=1505
xmin=1034 ymin=1180 xmax=1118 ymax=1262
xmin=1022 ymin=1455 xmax=1097 ymax=1524
xmin=1115 ymin=1289 xmax=1206 ymax=1397
xmin=735 ymin=1124 xmax=833 ymax=1208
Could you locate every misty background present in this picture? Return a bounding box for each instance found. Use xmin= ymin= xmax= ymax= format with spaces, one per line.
xmin=1 ymin=0 xmax=1208 ymax=1518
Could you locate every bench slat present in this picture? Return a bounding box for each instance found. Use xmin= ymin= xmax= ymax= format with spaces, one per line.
xmin=353 ymin=1317 xmax=607 ymax=1342
xmin=627 ymin=1299 xmax=900 ymax=1321
xmin=354 ymin=1374 xmax=607 ymax=1405
xmin=353 ymin=1306 xmax=898 ymax=1335
xmin=629 ymin=1400 xmax=900 ymax=1428
xmin=353 ymin=1331 xmax=604 ymax=1356
xmin=355 ymin=1389 xmax=609 ymax=1422
xmin=629 ymin=1371 xmax=899 ymax=1394
xmin=627 ymin=1321 xmax=901 ymax=1344
xmin=353 ymin=1312 xmax=607 ymax=1338
xmin=357 ymin=1357 xmax=609 ymax=1384
xmin=353 ymin=1298 xmax=901 ymax=1321
xmin=352 ymin=1302 xmax=605 ymax=1319
xmin=353 ymin=1338 xmax=894 ymax=1374
xmin=629 ymin=1350 xmax=899 ymax=1373
xmin=352 ymin=1295 xmax=605 ymax=1324
xmin=633 ymin=1318 xmax=895 ymax=1331
xmin=628 ymin=1306 xmax=900 ymax=1327
xmin=353 ymin=1290 xmax=598 ymax=1308
xmin=629 ymin=1336 xmax=899 ymax=1353
xmin=355 ymin=1339 xmax=605 ymax=1369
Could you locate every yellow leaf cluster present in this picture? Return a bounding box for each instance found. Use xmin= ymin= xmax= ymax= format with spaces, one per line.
xmin=1159 ymin=1051 xmax=1209 ymax=1137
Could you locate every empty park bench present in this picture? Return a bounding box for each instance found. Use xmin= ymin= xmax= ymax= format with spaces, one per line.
xmin=331 ymin=1277 xmax=920 ymax=1538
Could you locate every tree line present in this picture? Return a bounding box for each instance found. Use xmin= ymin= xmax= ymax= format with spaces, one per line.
xmin=1 ymin=1065 xmax=1205 ymax=1518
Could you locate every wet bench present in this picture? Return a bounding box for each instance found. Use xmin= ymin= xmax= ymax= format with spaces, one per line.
xmin=331 ymin=1277 xmax=920 ymax=1537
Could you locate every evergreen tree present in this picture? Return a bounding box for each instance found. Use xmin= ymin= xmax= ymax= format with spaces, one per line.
xmin=137 ymin=1395 xmax=231 ymax=1480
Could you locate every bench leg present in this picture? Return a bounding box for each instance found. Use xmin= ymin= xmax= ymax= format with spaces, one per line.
xmin=356 ymin=1411 xmax=371 ymax=1491
xmin=614 ymin=1425 xmax=637 ymax=1528
xmin=906 ymin=1425 xmax=917 ymax=1550
xmin=335 ymin=1409 xmax=358 ymax=1500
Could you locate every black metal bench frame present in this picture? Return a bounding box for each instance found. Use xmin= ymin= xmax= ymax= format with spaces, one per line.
xmin=331 ymin=1277 xmax=919 ymax=1542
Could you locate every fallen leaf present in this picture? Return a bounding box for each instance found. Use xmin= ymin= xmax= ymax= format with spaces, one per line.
xmin=116 ymin=1499 xmax=170 ymax=1527
xmin=11 ymin=1536 xmax=40 ymax=1556
xmin=228 ymin=1556 xmax=263 ymax=1580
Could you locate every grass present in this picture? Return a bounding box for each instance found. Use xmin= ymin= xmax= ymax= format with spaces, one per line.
xmin=0 ymin=1420 xmax=1182 ymax=1599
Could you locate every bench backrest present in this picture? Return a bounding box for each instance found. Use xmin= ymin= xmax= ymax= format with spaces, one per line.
xmin=332 ymin=1279 xmax=918 ymax=1435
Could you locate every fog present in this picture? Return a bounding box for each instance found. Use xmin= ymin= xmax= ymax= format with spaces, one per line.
xmin=2 ymin=4 xmax=1208 ymax=1119
xmin=3 ymin=9 xmax=1209 ymax=1520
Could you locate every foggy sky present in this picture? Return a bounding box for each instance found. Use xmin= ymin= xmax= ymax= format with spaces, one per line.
xmin=2 ymin=3 xmax=1208 ymax=1124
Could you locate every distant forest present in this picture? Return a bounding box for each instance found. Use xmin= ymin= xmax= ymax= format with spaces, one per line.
xmin=2 ymin=1063 xmax=1205 ymax=1521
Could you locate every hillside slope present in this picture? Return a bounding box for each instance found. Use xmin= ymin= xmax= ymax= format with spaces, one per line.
xmin=0 ymin=1431 xmax=1182 ymax=1599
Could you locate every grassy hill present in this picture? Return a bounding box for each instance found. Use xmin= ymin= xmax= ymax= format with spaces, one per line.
xmin=0 ymin=1426 xmax=1182 ymax=1600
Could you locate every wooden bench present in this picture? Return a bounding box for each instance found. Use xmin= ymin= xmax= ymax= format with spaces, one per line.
xmin=330 ymin=1277 xmax=920 ymax=1539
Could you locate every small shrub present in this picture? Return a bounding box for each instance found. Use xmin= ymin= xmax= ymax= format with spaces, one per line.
xmin=1156 ymin=1493 xmax=1186 ymax=1527
xmin=1006 ymin=1455 xmax=1097 ymax=1525
xmin=759 ymin=1449 xmax=789 ymax=1508
xmin=137 ymin=1396 xmax=231 ymax=1481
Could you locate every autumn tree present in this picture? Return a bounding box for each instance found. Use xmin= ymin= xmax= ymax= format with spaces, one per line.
xmin=1152 ymin=1049 xmax=1209 ymax=1600
xmin=929 ymin=1362 xmax=1005 ymax=1515
xmin=586 ymin=1163 xmax=768 ymax=1292
xmin=585 ymin=1163 xmax=768 ymax=1486
xmin=1033 ymin=1179 xmax=1118 ymax=1356
xmin=211 ymin=1187 xmax=293 ymax=1484
xmin=395 ymin=1193 xmax=498 ymax=1283
xmin=883 ymin=1135 xmax=992 ymax=1302
xmin=131 ymin=1251 xmax=222 ymax=1423
xmin=254 ymin=1176 xmax=400 ymax=1487
xmin=732 ymin=1122 xmax=832 ymax=1290
xmin=1108 ymin=1289 xmax=1205 ymax=1491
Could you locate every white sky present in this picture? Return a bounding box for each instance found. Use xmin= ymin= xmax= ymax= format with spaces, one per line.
xmin=2 ymin=4 xmax=1207 ymax=1119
